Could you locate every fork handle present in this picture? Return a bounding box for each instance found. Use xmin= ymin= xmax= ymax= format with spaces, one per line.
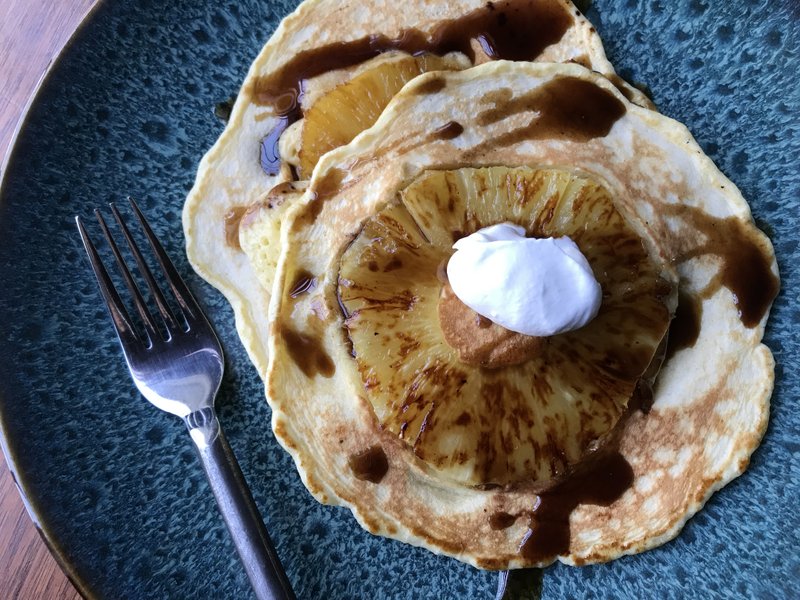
xmin=186 ymin=408 xmax=296 ymax=600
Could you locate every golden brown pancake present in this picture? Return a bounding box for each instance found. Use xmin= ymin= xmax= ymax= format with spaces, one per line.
xmin=265 ymin=62 xmax=776 ymax=568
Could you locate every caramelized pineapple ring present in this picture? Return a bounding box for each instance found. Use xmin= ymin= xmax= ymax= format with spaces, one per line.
xmin=294 ymin=52 xmax=468 ymax=178
xmin=338 ymin=167 xmax=673 ymax=487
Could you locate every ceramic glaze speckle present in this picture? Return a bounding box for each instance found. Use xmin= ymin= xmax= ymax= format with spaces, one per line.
xmin=0 ymin=0 xmax=797 ymax=598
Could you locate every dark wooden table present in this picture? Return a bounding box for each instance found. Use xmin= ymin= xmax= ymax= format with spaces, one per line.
xmin=1 ymin=1 xmax=97 ymax=597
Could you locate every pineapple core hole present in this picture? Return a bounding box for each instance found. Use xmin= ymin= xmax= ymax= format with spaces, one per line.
xmin=438 ymin=282 xmax=544 ymax=368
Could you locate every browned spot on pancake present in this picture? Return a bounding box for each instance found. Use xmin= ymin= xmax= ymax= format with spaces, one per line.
xmin=346 ymin=290 xmax=418 ymax=316
xmin=266 ymin=181 xmax=302 ymax=207
xmin=384 ymin=257 xmax=403 ymax=272
xmin=606 ymin=73 xmax=637 ymax=102
xmin=348 ymin=445 xmax=390 ymax=483
xmin=360 ymin=514 xmax=380 ymax=533
xmin=223 ymin=206 xmax=248 ymax=250
xmin=303 ymin=471 xmax=324 ymax=496
xmin=272 ymin=420 xmax=297 ymax=450
xmin=569 ymin=53 xmax=591 ymax=69
xmin=415 ymin=76 xmax=447 ymax=94
xmin=394 ymin=331 xmax=421 ymax=360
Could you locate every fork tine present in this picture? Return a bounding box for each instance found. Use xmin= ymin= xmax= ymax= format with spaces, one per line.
xmin=75 ymin=216 xmax=140 ymax=345
xmin=94 ymin=209 xmax=159 ymax=343
xmin=110 ymin=202 xmax=181 ymax=332
xmin=128 ymin=197 xmax=201 ymax=321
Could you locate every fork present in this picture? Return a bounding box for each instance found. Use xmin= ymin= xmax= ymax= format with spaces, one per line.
xmin=75 ymin=199 xmax=295 ymax=600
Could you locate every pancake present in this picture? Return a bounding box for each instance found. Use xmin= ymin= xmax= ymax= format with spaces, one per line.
xmin=182 ymin=0 xmax=778 ymax=571
xmin=182 ymin=0 xmax=652 ymax=377
xmin=265 ymin=62 xmax=777 ymax=568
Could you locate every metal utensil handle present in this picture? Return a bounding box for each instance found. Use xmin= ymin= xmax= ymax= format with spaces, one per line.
xmin=186 ymin=409 xmax=296 ymax=600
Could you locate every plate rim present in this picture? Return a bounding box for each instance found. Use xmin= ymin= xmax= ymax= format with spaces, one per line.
xmin=0 ymin=1 xmax=108 ymax=597
xmin=0 ymin=1 xmax=794 ymax=597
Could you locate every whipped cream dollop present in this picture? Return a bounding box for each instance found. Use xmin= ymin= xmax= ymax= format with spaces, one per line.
xmin=446 ymin=223 xmax=602 ymax=337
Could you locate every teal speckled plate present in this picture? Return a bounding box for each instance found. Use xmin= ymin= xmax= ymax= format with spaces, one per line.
xmin=0 ymin=1 xmax=797 ymax=598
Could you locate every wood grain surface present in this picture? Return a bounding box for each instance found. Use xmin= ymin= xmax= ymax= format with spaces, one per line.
xmin=1 ymin=2 xmax=97 ymax=598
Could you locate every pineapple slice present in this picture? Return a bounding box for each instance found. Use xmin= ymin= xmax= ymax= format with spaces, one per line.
xmin=298 ymin=52 xmax=468 ymax=178
xmin=338 ymin=167 xmax=674 ymax=487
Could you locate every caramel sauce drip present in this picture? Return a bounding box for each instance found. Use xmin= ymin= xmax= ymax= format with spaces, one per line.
xmin=263 ymin=181 xmax=301 ymax=209
xmin=487 ymin=395 xmax=636 ymax=560
xmin=310 ymin=167 xmax=348 ymax=204
xmin=288 ymin=269 xmax=318 ymax=299
xmin=665 ymin=290 xmax=702 ymax=360
xmin=348 ymin=445 xmax=389 ymax=483
xmin=296 ymin=167 xmax=354 ymax=228
xmin=490 ymin=511 xmax=518 ymax=530
xmin=280 ymin=324 xmax=335 ymax=378
xmin=238 ymin=180 xmax=305 ymax=231
xmin=259 ymin=117 xmax=290 ymax=175
xmin=519 ymin=451 xmax=633 ymax=561
xmin=432 ymin=121 xmax=464 ymax=140
xmin=223 ymin=206 xmax=248 ymax=250
xmin=249 ymin=0 xmax=574 ymax=174
xmin=474 ymin=76 xmax=626 ymax=145
xmin=630 ymin=334 xmax=669 ymax=414
xmin=666 ymin=204 xmax=779 ymax=328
